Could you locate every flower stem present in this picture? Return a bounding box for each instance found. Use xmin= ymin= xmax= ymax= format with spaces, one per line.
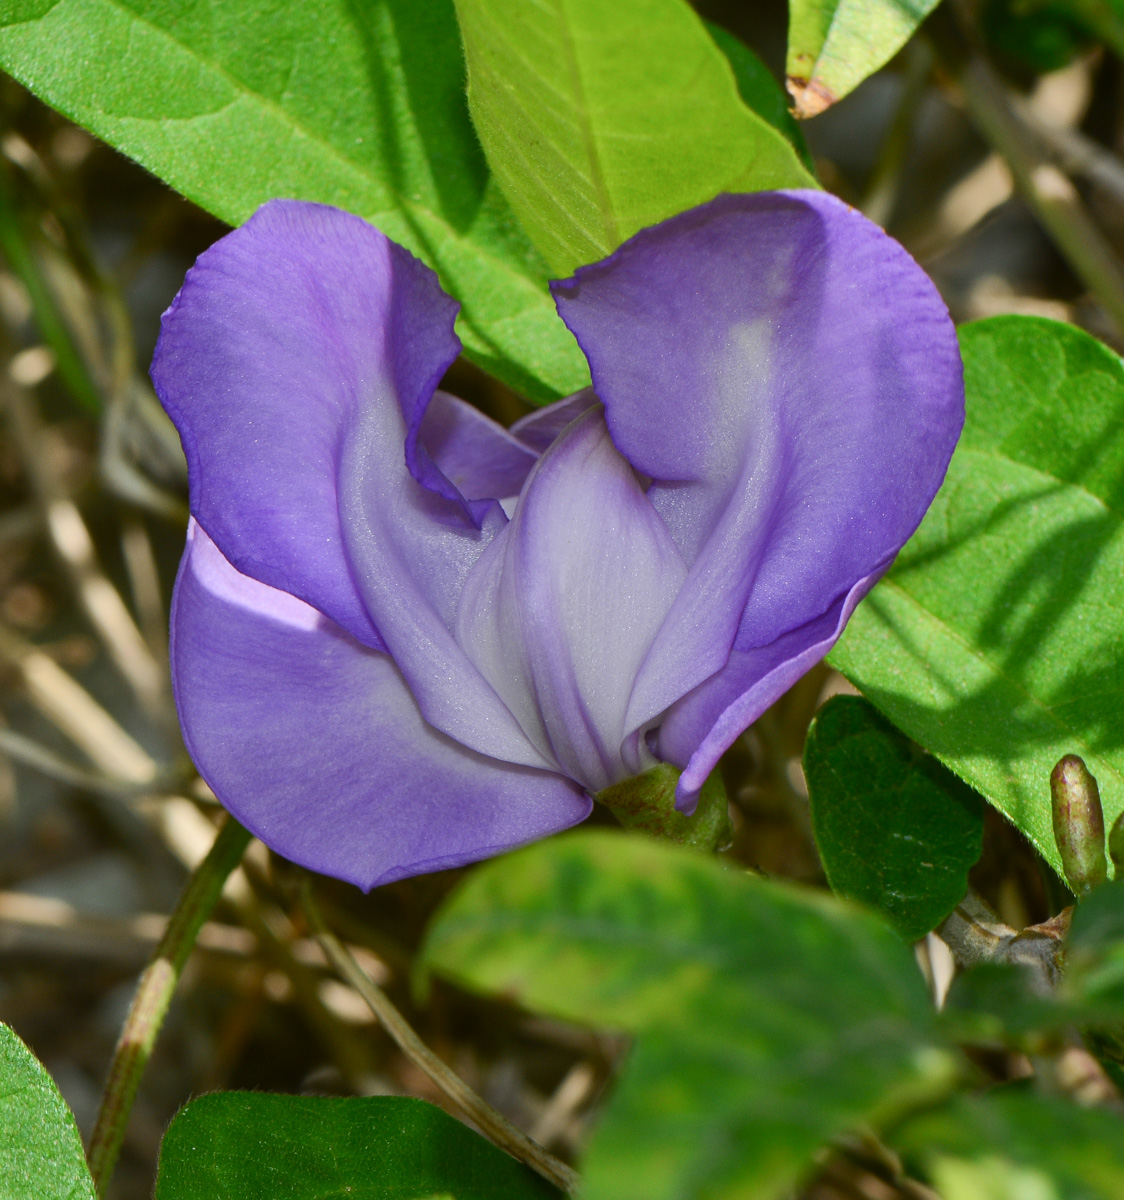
xmin=300 ymin=884 xmax=581 ymax=1196
xmin=87 ymin=815 xmax=251 ymax=1195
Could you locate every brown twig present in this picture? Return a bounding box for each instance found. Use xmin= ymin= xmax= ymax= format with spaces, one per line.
xmin=1 ymin=370 xmax=166 ymax=708
xmin=301 ymin=883 xmax=581 ymax=1195
xmin=0 ymin=617 xmax=157 ymax=784
xmin=936 ymin=888 xmax=1071 ymax=988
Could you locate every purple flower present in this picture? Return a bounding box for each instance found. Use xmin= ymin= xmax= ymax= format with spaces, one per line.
xmin=153 ymin=192 xmax=963 ymax=890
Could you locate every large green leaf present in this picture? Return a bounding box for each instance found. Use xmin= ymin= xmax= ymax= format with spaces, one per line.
xmin=894 ymin=1089 xmax=1124 ymax=1200
xmin=422 ymin=830 xmax=954 ymax=1200
xmin=786 ymin=0 xmax=942 ymax=116
xmin=804 ymin=696 xmax=984 ymax=941
xmin=831 ymin=316 xmax=1124 ymax=877
xmin=0 ymin=1022 xmax=95 ymax=1200
xmin=154 ymin=1093 xmax=559 ymax=1200
xmin=0 ymin=0 xmax=588 ymax=402
xmin=704 ymin=22 xmax=816 ymax=174
xmin=453 ymin=0 xmax=817 ymax=277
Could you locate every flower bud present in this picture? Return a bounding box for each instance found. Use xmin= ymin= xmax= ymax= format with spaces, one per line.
xmin=1050 ymin=754 xmax=1107 ymax=896
xmin=1109 ymin=810 xmax=1124 ymax=876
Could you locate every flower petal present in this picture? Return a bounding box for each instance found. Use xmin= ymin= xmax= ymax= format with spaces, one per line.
xmin=456 ymin=407 xmax=687 ymax=792
xmin=421 ymin=391 xmax=538 ymax=508
xmin=509 ymin=388 xmax=599 ymax=453
xmin=552 ymin=190 xmax=963 ymax=740
xmin=338 ymin=383 xmax=554 ymax=769
xmin=156 ymin=199 xmax=546 ymax=769
xmin=659 ymin=572 xmax=878 ymax=810
xmin=152 ymin=199 xmax=463 ymax=649
xmin=171 ymin=523 xmax=591 ymax=890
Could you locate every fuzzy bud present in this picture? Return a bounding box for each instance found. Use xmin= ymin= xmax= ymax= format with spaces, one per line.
xmin=1051 ymin=754 xmax=1108 ymax=896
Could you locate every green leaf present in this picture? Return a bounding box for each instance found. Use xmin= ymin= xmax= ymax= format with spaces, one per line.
xmin=786 ymin=0 xmax=942 ymax=117
xmin=453 ymin=0 xmax=817 ymax=277
xmin=421 ymin=830 xmax=955 ymax=1200
xmin=804 ymin=696 xmax=984 ymax=941
xmin=0 ymin=0 xmax=588 ymax=403
xmin=1062 ymin=880 xmax=1124 ymax=1048
xmin=154 ymin=1093 xmax=559 ymax=1200
xmin=830 ymin=316 xmax=1124 ymax=878
xmin=0 ymin=1022 xmax=96 ymax=1200
xmin=894 ymin=1089 xmax=1124 ymax=1200
xmin=942 ymin=961 xmax=1071 ymax=1047
xmin=704 ymin=22 xmax=816 ymax=174
xmin=926 ymin=1156 xmax=1072 ymax=1200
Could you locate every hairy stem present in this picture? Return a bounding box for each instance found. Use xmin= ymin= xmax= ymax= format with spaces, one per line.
xmin=301 ymin=884 xmax=581 ymax=1195
xmin=87 ymin=816 xmax=251 ymax=1195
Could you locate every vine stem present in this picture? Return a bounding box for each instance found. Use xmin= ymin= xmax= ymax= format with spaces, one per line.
xmin=300 ymin=884 xmax=582 ymax=1196
xmin=87 ymin=815 xmax=251 ymax=1196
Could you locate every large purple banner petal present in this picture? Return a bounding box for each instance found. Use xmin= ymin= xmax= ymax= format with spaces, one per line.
xmin=553 ymin=191 xmax=963 ymax=746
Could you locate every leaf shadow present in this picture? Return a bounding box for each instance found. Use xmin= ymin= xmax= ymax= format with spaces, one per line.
xmin=343 ymin=0 xmax=488 ymax=233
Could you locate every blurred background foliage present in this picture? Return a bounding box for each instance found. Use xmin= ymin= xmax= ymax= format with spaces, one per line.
xmin=1 ymin=0 xmax=1123 ymax=1196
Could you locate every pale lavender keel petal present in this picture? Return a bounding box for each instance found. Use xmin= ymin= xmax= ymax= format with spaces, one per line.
xmin=456 ymin=407 xmax=687 ymax=792
xmin=339 ymin=381 xmax=553 ymax=770
xmin=152 ymin=199 xmax=462 ymax=649
xmin=420 ymin=392 xmax=538 ymax=507
xmin=658 ymin=571 xmax=880 ymax=812
xmin=171 ymin=523 xmax=590 ymax=889
xmin=509 ymin=388 xmax=599 ymax=453
xmin=552 ymin=191 xmax=963 ymax=740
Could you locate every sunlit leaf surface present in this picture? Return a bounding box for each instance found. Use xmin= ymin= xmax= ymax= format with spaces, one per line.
xmin=454 ymin=0 xmax=816 ymax=276
xmin=832 ymin=316 xmax=1124 ymax=876
xmin=786 ymin=0 xmax=942 ymax=115
xmin=0 ymin=1022 xmax=95 ymax=1200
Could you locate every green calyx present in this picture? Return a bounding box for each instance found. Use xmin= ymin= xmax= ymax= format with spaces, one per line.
xmin=596 ymin=763 xmax=732 ymax=853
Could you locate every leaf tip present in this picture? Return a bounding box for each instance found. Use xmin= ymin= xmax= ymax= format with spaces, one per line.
xmin=786 ymin=74 xmax=836 ymax=119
